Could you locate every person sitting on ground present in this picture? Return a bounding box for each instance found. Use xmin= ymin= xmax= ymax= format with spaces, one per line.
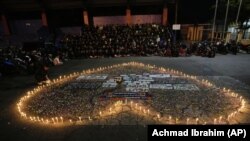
xmin=53 ymin=55 xmax=63 ymax=65
xmin=35 ymin=62 xmax=51 ymax=85
xmin=179 ymin=47 xmax=186 ymax=57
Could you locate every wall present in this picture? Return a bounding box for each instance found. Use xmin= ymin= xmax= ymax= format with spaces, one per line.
xmin=60 ymin=26 xmax=82 ymax=35
xmin=93 ymin=16 xmax=126 ymax=26
xmin=180 ymin=24 xmax=213 ymax=41
xmin=10 ymin=19 xmax=42 ymax=35
xmin=93 ymin=15 xmax=161 ymax=26
xmin=131 ymin=15 xmax=161 ymax=24
xmin=9 ymin=19 xmax=42 ymax=43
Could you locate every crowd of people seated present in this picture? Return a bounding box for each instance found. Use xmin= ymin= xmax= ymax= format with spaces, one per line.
xmin=0 ymin=44 xmax=64 ymax=84
xmin=61 ymin=24 xmax=176 ymax=58
xmin=61 ymin=24 xmax=243 ymax=58
xmin=0 ymin=24 xmax=247 ymax=81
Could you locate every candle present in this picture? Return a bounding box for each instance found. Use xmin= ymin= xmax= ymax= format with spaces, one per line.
xmin=196 ymin=118 xmax=199 ymax=124
xmin=219 ymin=116 xmax=222 ymax=123
xmin=186 ymin=118 xmax=189 ymax=124
xmin=15 ymin=62 xmax=246 ymax=127
xmin=214 ymin=118 xmax=217 ymax=124
xmin=157 ymin=114 xmax=160 ymax=119
xmin=169 ymin=116 xmax=172 ymax=121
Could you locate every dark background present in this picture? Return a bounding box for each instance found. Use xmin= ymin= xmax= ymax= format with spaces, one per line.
xmin=0 ymin=0 xmax=214 ymax=28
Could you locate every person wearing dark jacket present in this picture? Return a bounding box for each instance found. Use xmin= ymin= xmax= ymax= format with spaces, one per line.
xmin=34 ymin=62 xmax=50 ymax=85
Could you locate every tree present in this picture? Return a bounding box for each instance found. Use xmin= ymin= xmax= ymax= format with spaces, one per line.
xmin=238 ymin=0 xmax=250 ymax=28
xmin=212 ymin=0 xmax=250 ymax=26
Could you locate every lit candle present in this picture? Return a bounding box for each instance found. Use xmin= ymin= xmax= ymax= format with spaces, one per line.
xmin=186 ymin=118 xmax=189 ymax=124
xmin=196 ymin=118 xmax=199 ymax=124
xmin=231 ymin=92 xmax=234 ymax=96
xmin=55 ymin=117 xmax=58 ymax=123
xmin=157 ymin=114 xmax=160 ymax=119
xmin=219 ymin=116 xmax=222 ymax=123
xmin=214 ymin=118 xmax=217 ymax=124
xmin=60 ymin=117 xmax=63 ymax=123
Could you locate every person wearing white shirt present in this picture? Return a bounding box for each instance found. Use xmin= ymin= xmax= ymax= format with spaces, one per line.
xmin=53 ymin=55 xmax=63 ymax=66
